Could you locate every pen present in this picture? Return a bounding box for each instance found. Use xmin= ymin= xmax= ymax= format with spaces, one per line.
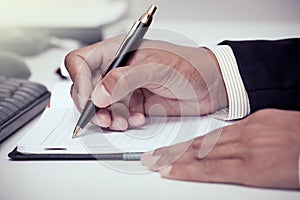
xmin=73 ymin=5 xmax=157 ymax=138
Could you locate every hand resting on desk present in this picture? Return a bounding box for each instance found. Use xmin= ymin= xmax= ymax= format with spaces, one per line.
xmin=65 ymin=35 xmax=300 ymax=190
xmin=141 ymin=109 xmax=300 ymax=190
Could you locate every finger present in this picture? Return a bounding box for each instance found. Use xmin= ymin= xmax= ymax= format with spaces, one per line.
xmin=128 ymin=112 xmax=146 ymax=127
xmin=71 ymin=79 xmax=92 ymax=112
xmin=191 ymin=125 xmax=242 ymax=156
xmin=66 ymin=36 xmax=128 ymax=111
xmin=110 ymin=115 xmax=128 ymax=131
xmin=109 ymin=104 xmax=147 ymax=130
xmin=159 ymin=158 xmax=244 ymax=184
xmin=91 ymin=63 xmax=176 ymax=108
xmin=65 ymin=43 xmax=99 ymax=83
xmin=109 ymin=102 xmax=130 ymax=131
xmin=91 ymin=108 xmax=112 ymax=128
xmin=65 ymin=35 xmax=126 ymax=82
xmin=141 ymin=140 xmax=193 ymax=171
xmin=141 ymin=125 xmax=243 ymax=170
xmin=91 ymin=107 xmax=145 ymax=130
xmin=197 ymin=143 xmax=245 ymax=160
xmin=141 ymin=141 xmax=244 ymax=172
xmin=191 ymin=125 xmax=244 ymax=160
xmin=66 ymin=47 xmax=95 ymax=112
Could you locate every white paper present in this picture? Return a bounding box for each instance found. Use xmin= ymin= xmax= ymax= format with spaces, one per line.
xmin=17 ymin=83 xmax=229 ymax=154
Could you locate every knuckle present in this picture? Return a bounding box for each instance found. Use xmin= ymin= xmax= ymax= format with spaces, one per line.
xmin=249 ymin=108 xmax=276 ymax=121
xmin=64 ymin=50 xmax=78 ymax=70
xmin=191 ymin=136 xmax=203 ymax=150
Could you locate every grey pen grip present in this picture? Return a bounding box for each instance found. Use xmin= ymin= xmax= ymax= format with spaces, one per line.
xmin=123 ymin=152 xmax=143 ymax=160
xmin=104 ymin=22 xmax=148 ymax=75
xmin=75 ymin=100 xmax=99 ymax=129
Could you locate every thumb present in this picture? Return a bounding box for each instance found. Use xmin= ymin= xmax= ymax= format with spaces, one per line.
xmin=91 ymin=63 xmax=171 ymax=108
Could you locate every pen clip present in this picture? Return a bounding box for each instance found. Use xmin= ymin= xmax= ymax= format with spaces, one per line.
xmin=114 ymin=5 xmax=157 ymax=58
xmin=115 ymin=21 xmax=140 ymax=57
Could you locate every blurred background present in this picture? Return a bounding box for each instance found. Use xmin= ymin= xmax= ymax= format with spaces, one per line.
xmin=0 ymin=0 xmax=299 ymax=86
xmin=1 ymin=0 xmax=300 ymax=47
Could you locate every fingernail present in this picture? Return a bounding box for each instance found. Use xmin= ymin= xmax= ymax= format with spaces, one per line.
xmin=99 ymin=84 xmax=111 ymax=97
xmin=141 ymin=151 xmax=153 ymax=165
xmin=109 ymin=117 xmax=128 ymax=131
xmin=92 ymin=84 xmax=111 ymax=107
xmin=128 ymin=113 xmax=146 ymax=127
xmin=142 ymin=155 xmax=160 ymax=167
xmin=92 ymin=115 xmax=109 ymax=128
xmin=141 ymin=151 xmax=161 ymax=166
xmin=159 ymin=165 xmax=173 ymax=177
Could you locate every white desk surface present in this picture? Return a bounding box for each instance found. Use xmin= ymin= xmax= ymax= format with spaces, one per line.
xmin=1 ymin=21 xmax=300 ymax=200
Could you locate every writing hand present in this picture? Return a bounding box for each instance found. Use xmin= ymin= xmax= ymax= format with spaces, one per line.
xmin=65 ymin=35 xmax=228 ymax=130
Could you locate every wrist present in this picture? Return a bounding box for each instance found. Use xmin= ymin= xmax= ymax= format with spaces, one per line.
xmin=197 ymin=47 xmax=228 ymax=112
xmin=204 ymin=47 xmax=229 ymax=109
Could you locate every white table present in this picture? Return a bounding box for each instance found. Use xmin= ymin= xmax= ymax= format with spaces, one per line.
xmin=1 ymin=21 xmax=300 ymax=200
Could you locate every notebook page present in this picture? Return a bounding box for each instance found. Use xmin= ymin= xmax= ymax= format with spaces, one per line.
xmin=17 ymin=82 xmax=229 ymax=154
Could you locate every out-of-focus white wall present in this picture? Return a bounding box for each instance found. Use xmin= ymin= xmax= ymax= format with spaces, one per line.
xmin=122 ymin=0 xmax=300 ymax=46
xmin=0 ymin=0 xmax=127 ymax=27
xmin=127 ymin=0 xmax=300 ymax=22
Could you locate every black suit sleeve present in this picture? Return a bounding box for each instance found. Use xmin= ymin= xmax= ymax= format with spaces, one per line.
xmin=219 ymin=38 xmax=300 ymax=113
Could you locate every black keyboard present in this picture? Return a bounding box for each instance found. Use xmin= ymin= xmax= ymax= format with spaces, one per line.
xmin=0 ymin=77 xmax=51 ymax=142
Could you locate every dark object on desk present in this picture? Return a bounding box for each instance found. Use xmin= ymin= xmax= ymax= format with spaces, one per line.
xmin=8 ymin=148 xmax=142 ymax=161
xmin=0 ymin=52 xmax=31 ymax=79
xmin=55 ymin=67 xmax=68 ymax=80
xmin=0 ymin=77 xmax=51 ymax=142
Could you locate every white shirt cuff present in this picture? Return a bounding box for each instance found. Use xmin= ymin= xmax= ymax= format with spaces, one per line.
xmin=207 ymin=45 xmax=250 ymax=120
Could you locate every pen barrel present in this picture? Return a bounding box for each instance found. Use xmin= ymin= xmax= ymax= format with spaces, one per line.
xmin=73 ymin=6 xmax=156 ymax=134
xmin=104 ymin=22 xmax=148 ymax=74
xmin=76 ymin=100 xmax=99 ymax=128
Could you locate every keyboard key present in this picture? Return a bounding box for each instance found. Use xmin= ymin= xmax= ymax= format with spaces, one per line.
xmin=24 ymin=84 xmax=47 ymax=96
xmin=0 ymin=92 xmax=11 ymax=99
xmin=0 ymin=88 xmax=12 ymax=95
xmin=0 ymin=110 xmax=9 ymax=123
xmin=0 ymin=101 xmax=19 ymax=113
xmin=0 ymin=84 xmax=17 ymax=91
xmin=14 ymin=91 xmax=35 ymax=103
xmin=0 ymin=106 xmax=14 ymax=120
xmin=5 ymin=80 xmax=22 ymax=87
xmin=12 ymin=94 xmax=31 ymax=105
xmin=3 ymin=98 xmax=25 ymax=109
xmin=19 ymin=87 xmax=41 ymax=98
